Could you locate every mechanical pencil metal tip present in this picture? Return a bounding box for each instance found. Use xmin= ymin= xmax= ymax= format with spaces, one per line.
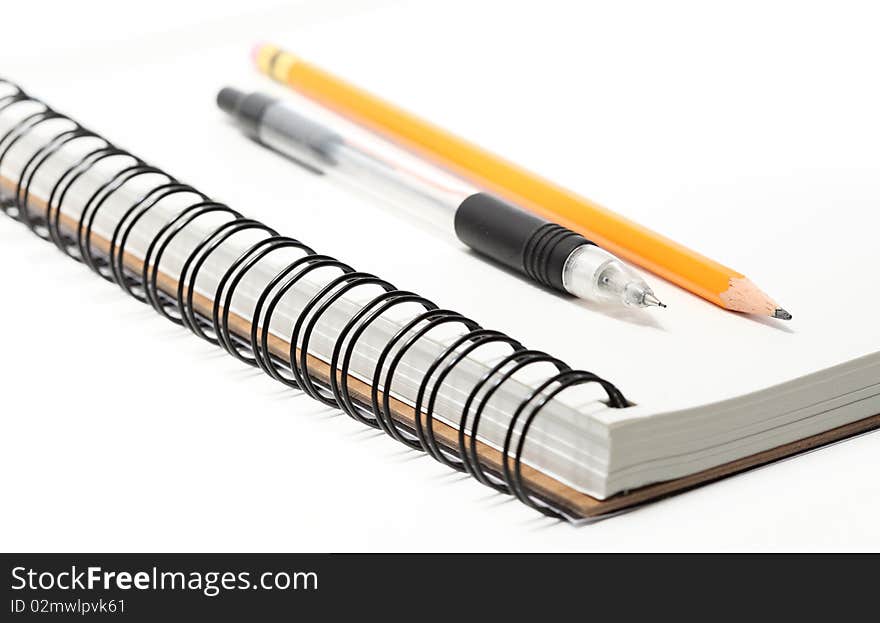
xmin=643 ymin=293 xmax=666 ymax=309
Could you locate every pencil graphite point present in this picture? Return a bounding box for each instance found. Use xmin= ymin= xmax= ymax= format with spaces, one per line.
xmin=773 ymin=308 xmax=793 ymax=321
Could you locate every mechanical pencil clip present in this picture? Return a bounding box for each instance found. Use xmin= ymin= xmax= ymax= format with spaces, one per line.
xmin=216 ymin=87 xmax=665 ymax=310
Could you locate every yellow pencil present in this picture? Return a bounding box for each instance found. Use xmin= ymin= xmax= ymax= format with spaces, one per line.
xmin=254 ymin=43 xmax=790 ymax=319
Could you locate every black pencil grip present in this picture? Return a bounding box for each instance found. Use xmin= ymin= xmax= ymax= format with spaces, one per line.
xmin=453 ymin=192 xmax=592 ymax=291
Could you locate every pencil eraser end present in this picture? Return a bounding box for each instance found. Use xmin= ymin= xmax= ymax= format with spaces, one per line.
xmin=252 ymin=42 xmax=281 ymax=74
xmin=251 ymin=43 xmax=264 ymax=65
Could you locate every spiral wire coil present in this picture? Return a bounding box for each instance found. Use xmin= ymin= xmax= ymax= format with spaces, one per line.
xmin=0 ymin=80 xmax=628 ymax=518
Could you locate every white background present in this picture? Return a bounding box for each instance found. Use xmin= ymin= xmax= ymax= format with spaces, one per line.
xmin=1 ymin=0 xmax=878 ymax=551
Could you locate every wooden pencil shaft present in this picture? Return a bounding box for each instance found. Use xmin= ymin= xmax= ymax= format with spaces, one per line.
xmin=256 ymin=45 xmax=783 ymax=315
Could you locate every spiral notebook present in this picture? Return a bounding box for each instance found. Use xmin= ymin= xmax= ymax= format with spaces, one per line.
xmin=2 ymin=67 xmax=879 ymax=522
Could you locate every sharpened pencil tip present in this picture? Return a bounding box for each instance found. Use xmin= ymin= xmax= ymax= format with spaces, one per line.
xmin=773 ymin=307 xmax=792 ymax=321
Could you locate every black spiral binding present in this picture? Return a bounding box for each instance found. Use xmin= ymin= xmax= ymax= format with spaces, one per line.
xmin=0 ymin=80 xmax=629 ymax=519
